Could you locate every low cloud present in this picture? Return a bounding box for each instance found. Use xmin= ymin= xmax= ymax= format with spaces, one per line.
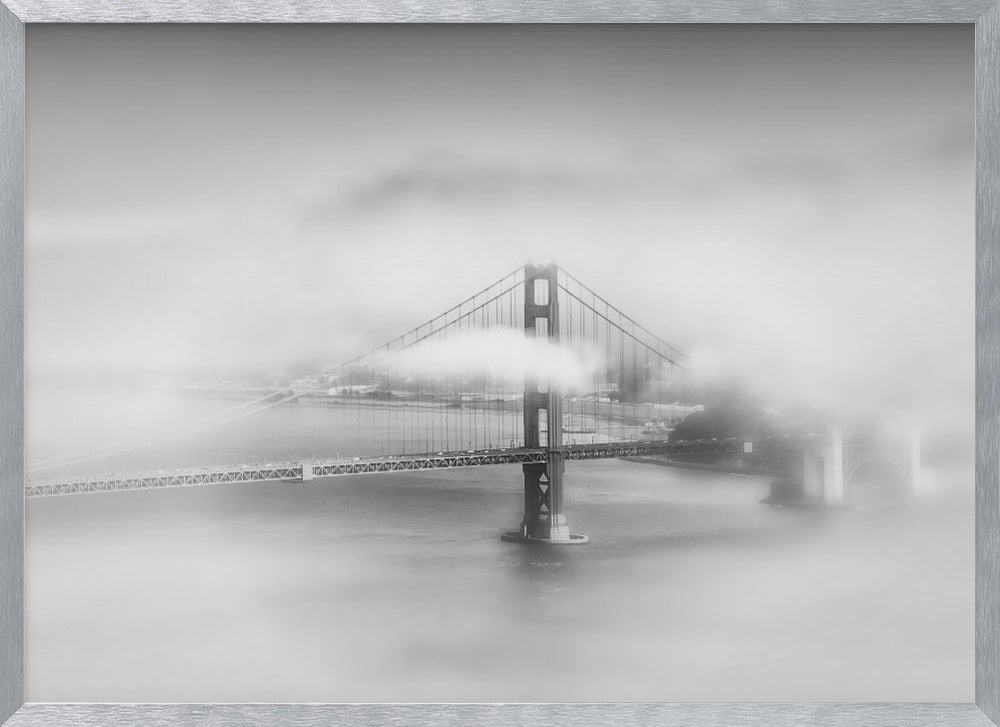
xmin=300 ymin=149 xmax=604 ymax=227
xmin=379 ymin=328 xmax=604 ymax=392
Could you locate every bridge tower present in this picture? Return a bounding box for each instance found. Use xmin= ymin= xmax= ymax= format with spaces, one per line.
xmin=502 ymin=263 xmax=589 ymax=544
xmin=766 ymin=427 xmax=920 ymax=506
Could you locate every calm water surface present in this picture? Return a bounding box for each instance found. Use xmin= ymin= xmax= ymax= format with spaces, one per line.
xmin=26 ymin=456 xmax=972 ymax=702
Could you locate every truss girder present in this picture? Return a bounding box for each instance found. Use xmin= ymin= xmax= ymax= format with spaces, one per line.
xmin=23 ymin=437 xmax=812 ymax=498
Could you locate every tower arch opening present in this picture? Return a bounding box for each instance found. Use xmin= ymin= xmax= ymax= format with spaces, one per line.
xmin=845 ymin=456 xmax=910 ymax=504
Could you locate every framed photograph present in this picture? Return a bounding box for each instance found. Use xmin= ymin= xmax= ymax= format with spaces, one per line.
xmin=1 ymin=6 xmax=999 ymax=727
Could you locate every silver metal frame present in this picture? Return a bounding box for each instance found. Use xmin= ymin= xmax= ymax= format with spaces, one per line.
xmin=0 ymin=5 xmax=995 ymax=726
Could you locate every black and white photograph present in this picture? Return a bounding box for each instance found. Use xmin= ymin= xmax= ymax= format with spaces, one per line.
xmin=23 ymin=24 xmax=973 ymax=703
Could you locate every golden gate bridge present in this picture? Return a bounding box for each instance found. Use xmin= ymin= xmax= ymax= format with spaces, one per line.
xmin=25 ymin=263 xmax=919 ymax=544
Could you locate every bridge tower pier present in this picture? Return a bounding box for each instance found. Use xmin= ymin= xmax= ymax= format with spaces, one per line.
xmin=801 ymin=426 xmax=845 ymax=505
xmin=766 ymin=427 xmax=921 ymax=506
xmin=502 ymin=263 xmax=589 ymax=545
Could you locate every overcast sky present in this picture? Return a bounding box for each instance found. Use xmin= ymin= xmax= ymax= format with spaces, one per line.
xmin=25 ymin=25 xmax=973 ymax=425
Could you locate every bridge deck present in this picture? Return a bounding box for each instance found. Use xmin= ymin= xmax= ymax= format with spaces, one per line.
xmin=25 ymin=439 xmax=750 ymax=498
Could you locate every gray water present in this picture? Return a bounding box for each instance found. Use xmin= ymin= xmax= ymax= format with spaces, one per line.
xmin=25 ymin=456 xmax=972 ymax=702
